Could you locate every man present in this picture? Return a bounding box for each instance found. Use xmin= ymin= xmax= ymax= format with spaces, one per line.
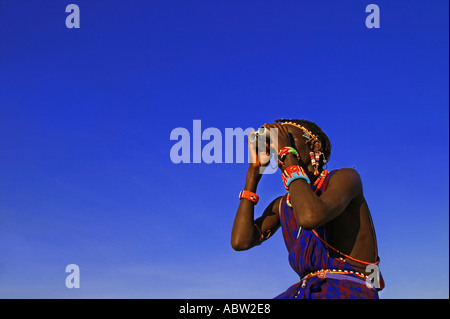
xmin=231 ymin=119 xmax=384 ymax=299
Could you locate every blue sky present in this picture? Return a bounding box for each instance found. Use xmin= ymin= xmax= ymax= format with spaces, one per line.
xmin=0 ymin=1 xmax=448 ymax=298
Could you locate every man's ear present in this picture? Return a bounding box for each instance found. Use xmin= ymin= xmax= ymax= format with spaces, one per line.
xmin=313 ymin=140 xmax=323 ymax=152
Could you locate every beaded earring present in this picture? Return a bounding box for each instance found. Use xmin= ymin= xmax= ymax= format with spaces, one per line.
xmin=309 ymin=140 xmax=324 ymax=176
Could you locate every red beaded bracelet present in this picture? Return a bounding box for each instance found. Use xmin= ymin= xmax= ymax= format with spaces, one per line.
xmin=239 ymin=190 xmax=259 ymax=204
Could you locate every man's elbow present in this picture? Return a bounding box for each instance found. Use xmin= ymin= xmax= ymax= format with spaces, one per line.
xmin=231 ymin=237 xmax=252 ymax=251
xmin=231 ymin=242 xmax=247 ymax=251
xmin=297 ymin=220 xmax=318 ymax=231
xmin=296 ymin=210 xmax=323 ymax=231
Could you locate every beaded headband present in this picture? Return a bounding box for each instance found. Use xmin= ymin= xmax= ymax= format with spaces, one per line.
xmin=280 ymin=121 xmax=318 ymax=144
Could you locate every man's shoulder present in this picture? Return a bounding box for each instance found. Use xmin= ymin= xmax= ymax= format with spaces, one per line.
xmin=329 ymin=167 xmax=361 ymax=179
xmin=327 ymin=168 xmax=363 ymax=192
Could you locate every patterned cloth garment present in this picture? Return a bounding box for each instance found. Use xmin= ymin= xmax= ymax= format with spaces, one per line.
xmin=274 ymin=170 xmax=384 ymax=299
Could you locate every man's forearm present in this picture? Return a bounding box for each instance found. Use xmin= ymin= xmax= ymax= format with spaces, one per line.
xmin=231 ymin=167 xmax=262 ymax=250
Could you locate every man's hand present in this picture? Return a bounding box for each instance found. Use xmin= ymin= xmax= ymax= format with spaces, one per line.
xmin=263 ymin=123 xmax=293 ymax=154
xmin=247 ymin=129 xmax=272 ymax=169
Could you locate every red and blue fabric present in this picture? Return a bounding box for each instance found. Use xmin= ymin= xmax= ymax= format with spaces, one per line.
xmin=274 ymin=170 xmax=385 ymax=299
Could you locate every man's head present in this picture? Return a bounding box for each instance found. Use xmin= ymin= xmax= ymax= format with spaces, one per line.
xmin=275 ymin=118 xmax=332 ymax=169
